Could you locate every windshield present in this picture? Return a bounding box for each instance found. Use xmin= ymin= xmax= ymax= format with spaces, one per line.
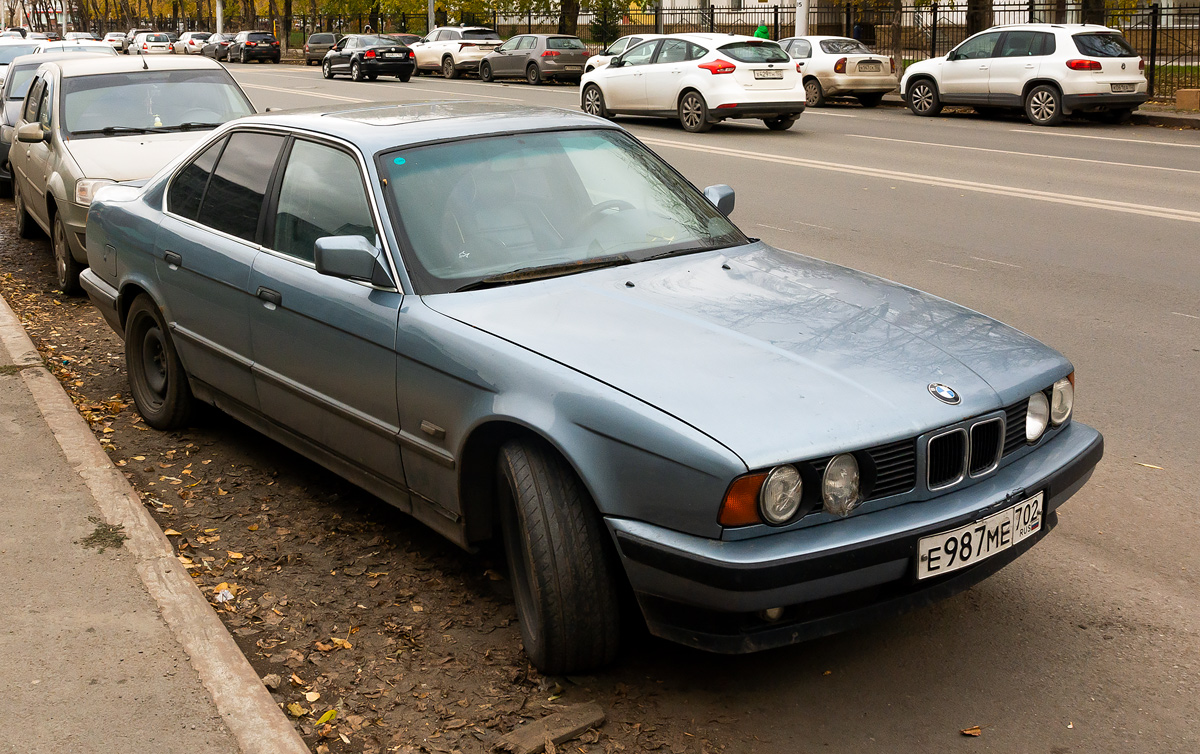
xmin=380 ymin=129 xmax=746 ymax=294
xmin=719 ymin=41 xmax=790 ymax=63
xmin=249 ymin=33 xmax=276 ymax=42
xmin=356 ymin=36 xmax=395 ymax=46
xmin=463 ymin=29 xmax=501 ymax=40
xmin=548 ymin=37 xmax=585 ymax=50
xmin=820 ymin=38 xmax=872 ymax=54
xmin=0 ymin=44 xmax=38 ymax=63
xmin=1073 ymin=32 xmax=1137 ymax=58
xmin=62 ymin=69 xmax=255 ymax=138
xmin=146 ymin=34 xmax=170 ymax=43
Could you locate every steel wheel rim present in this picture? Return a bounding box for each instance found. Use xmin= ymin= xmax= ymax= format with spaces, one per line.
xmin=323 ymin=60 xmax=330 ymax=76
xmin=1031 ymin=91 xmax=1055 ymax=121
xmin=681 ymin=95 xmax=702 ymax=129
xmin=584 ymin=87 xmax=601 ymax=114
xmin=480 ymin=63 xmax=490 ymax=80
xmin=805 ymin=81 xmax=819 ymax=107
xmin=527 ymin=66 xmax=537 ymax=84
xmin=53 ymin=222 xmax=67 ymax=284
xmin=913 ymin=84 xmax=932 ymax=112
xmin=352 ymin=62 xmax=360 ymax=80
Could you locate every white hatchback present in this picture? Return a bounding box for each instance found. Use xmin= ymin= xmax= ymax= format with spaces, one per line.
xmin=901 ymin=23 xmax=1147 ymax=126
xmin=580 ymin=34 xmax=805 ymax=133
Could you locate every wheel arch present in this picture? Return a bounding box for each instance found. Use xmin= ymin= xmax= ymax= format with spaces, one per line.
xmin=1022 ymin=77 xmax=1063 ymax=99
xmin=116 ymin=280 xmax=163 ymax=331
xmin=904 ymin=73 xmax=938 ymax=98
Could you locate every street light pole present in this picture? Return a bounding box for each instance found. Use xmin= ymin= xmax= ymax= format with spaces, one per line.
xmin=795 ymin=0 xmax=807 ymax=37
xmin=217 ymin=0 xmax=223 ymax=35
xmin=427 ymin=0 xmax=434 ymax=34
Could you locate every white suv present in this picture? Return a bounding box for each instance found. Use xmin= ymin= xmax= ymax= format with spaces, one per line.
xmin=901 ymin=23 xmax=1147 ymax=126
xmin=412 ymin=26 xmax=501 ymax=78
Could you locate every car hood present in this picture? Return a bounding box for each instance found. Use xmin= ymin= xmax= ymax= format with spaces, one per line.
xmin=64 ymin=130 xmax=209 ymax=181
xmin=424 ymin=244 xmax=1070 ymax=469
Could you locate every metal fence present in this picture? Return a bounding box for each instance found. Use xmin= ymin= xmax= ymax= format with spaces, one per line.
xmin=63 ymin=2 xmax=1200 ymax=100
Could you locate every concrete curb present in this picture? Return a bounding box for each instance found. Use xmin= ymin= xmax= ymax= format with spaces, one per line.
xmin=0 ymin=293 xmax=310 ymax=754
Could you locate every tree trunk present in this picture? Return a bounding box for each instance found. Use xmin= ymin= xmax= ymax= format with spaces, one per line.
xmin=966 ymin=0 xmax=992 ymax=36
xmin=557 ymin=0 xmax=579 ymax=36
xmin=283 ymin=0 xmax=291 ymax=50
xmin=1081 ymin=0 xmax=1105 ymax=26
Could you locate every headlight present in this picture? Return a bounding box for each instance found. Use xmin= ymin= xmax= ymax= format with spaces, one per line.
xmin=759 ymin=465 xmax=803 ymax=525
xmin=1051 ymin=375 xmax=1073 ymax=426
xmin=822 ymin=453 xmax=861 ymax=517
xmin=75 ymin=178 xmax=116 ymax=206
xmin=1026 ymin=391 xmax=1050 ymax=443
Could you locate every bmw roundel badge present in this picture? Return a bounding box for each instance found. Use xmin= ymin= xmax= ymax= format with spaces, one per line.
xmin=928 ymin=383 xmax=961 ymax=405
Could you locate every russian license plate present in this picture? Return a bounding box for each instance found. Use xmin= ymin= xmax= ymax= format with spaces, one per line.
xmin=917 ymin=492 xmax=1044 ymax=579
xmin=858 ymin=62 xmax=882 ymax=72
xmin=384 ymin=53 xmax=400 ymax=58
xmin=1111 ymin=83 xmax=1136 ymax=93
xmin=754 ymin=69 xmax=784 ymax=80
xmin=565 ymin=65 xmax=582 ymax=71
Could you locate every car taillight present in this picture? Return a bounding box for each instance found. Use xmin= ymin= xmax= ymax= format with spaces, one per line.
xmin=365 ymin=49 xmax=376 ymax=58
xmin=890 ymin=56 xmax=896 ymax=73
xmin=796 ymin=62 xmax=803 ymax=73
xmin=246 ymin=41 xmax=257 ymax=46
xmin=272 ymin=41 xmax=279 ymax=46
xmin=834 ymin=57 xmax=847 ymax=73
xmin=304 ymin=44 xmax=309 ymax=52
xmin=541 ymin=50 xmax=560 ymax=57
xmin=221 ymin=42 xmax=228 ymax=46
xmin=1066 ymin=58 xmax=1101 ymax=71
xmin=582 ymin=50 xmax=590 ymax=57
xmin=699 ymin=58 xmax=736 ymax=75
xmin=458 ymin=42 xmax=476 ymax=51
xmin=1139 ymin=58 xmax=1145 ymax=71
xmin=188 ymin=39 xmax=195 ymax=45
xmin=142 ymin=43 xmax=148 ymax=49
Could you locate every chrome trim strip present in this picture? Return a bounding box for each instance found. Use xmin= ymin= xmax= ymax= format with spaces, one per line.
xmin=926 ymin=427 xmax=967 ymax=491
xmin=168 ymin=323 xmax=254 ymax=369
xmin=249 ymin=363 xmax=399 ymax=440
xmin=969 ymin=416 xmax=1005 ymax=478
xmin=397 ymin=430 xmax=456 ymax=469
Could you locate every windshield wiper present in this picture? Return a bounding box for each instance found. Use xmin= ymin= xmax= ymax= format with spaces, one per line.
xmin=641 ymin=241 xmax=738 ymax=262
xmin=455 ymin=253 xmax=632 ymax=292
xmin=71 ymin=125 xmax=169 ymax=135
xmin=166 ymin=121 xmax=223 ymax=131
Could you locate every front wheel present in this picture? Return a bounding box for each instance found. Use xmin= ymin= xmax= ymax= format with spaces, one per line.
xmin=1025 ymin=84 xmax=1064 ymax=126
xmin=52 ymin=213 xmax=82 ymax=296
xmin=479 ymin=61 xmax=493 ymax=82
xmin=497 ymin=438 xmax=622 ymax=674
xmin=804 ymin=78 xmax=825 ymax=107
xmin=322 ymin=59 xmax=334 ymax=79
xmin=856 ymin=92 xmax=884 ymax=108
xmin=125 ymin=296 xmax=194 ymax=430
xmin=763 ymin=115 xmax=797 ymax=131
xmin=907 ymin=78 xmax=942 ymax=117
xmin=678 ymin=90 xmax=712 ymax=133
xmin=526 ymin=63 xmax=541 ymax=86
xmin=442 ymin=57 xmax=459 ymax=79
xmin=581 ymin=84 xmax=610 ymax=118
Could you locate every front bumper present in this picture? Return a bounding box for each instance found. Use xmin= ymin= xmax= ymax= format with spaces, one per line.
xmin=62 ymin=201 xmax=89 ymax=263
xmin=1063 ymin=92 xmax=1149 ymax=112
xmin=608 ymin=420 xmax=1102 ymax=653
xmin=710 ymin=101 xmax=806 ymax=121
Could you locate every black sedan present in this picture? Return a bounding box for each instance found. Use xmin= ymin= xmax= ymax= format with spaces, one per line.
xmin=201 ymin=33 xmax=232 ymax=60
xmin=322 ymin=34 xmax=415 ymax=81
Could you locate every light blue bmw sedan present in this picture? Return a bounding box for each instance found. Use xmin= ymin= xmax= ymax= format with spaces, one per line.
xmin=81 ymin=102 xmax=1102 ymax=673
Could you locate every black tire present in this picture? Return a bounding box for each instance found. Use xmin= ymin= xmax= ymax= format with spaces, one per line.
xmin=0 ymin=177 xmax=11 ymax=199
xmin=125 ymin=296 xmax=194 ymax=430
xmin=398 ymin=71 xmax=412 ymax=82
xmin=907 ymin=78 xmax=942 ymax=117
xmin=804 ymin=78 xmax=825 ymax=108
xmin=479 ymin=61 xmax=493 ymax=82
xmin=442 ymin=56 xmax=459 ymax=79
xmin=1025 ymin=84 xmax=1064 ymax=126
xmin=526 ymin=63 xmax=541 ymax=86
xmin=351 ymin=61 xmax=364 ymax=81
xmin=763 ymin=115 xmax=797 ymax=131
xmin=322 ymin=58 xmax=334 ymax=79
xmin=52 ymin=212 xmax=82 ymax=296
xmin=496 ymin=438 xmax=621 ymax=674
xmin=236 ymin=48 xmax=244 ymax=64
xmin=13 ymin=182 xmax=40 ymax=239
xmin=272 ymin=56 xmax=280 ymax=64
xmin=366 ymin=73 xmax=378 ymax=81
xmin=856 ymin=92 xmax=884 ymax=108
xmin=581 ymin=84 xmax=610 ymax=118
xmin=678 ymin=90 xmax=712 ymax=133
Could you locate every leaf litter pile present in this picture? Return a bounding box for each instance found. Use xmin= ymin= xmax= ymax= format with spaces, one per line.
xmin=0 ymin=223 xmax=737 ymax=753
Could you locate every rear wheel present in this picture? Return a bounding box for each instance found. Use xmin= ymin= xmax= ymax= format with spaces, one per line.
xmin=398 ymin=71 xmax=412 ymax=82
xmin=479 ymin=61 xmax=493 ymax=82
xmin=125 ymin=296 xmax=194 ymax=430
xmin=1025 ymin=84 xmax=1064 ymax=126
xmin=322 ymin=58 xmax=334 ymax=78
xmin=804 ymin=78 xmax=825 ymax=107
xmin=442 ymin=56 xmax=458 ymax=79
xmin=52 ymin=212 xmax=82 ymax=296
xmin=678 ymin=90 xmax=712 ymax=133
xmin=907 ymin=78 xmax=942 ymax=116
xmin=581 ymin=84 xmax=609 ymax=118
xmin=13 ymin=182 xmax=39 ymax=239
xmin=856 ymin=92 xmax=884 ymax=108
xmin=763 ymin=115 xmax=797 ymax=131
xmin=497 ymin=438 xmax=622 ymax=674
xmin=351 ymin=61 xmax=364 ymax=81
xmin=366 ymin=73 xmax=378 ymax=81
xmin=526 ymin=63 xmax=541 ymax=86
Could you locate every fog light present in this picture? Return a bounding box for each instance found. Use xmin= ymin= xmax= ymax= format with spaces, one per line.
xmin=1027 ymin=391 xmax=1050 ymax=443
xmin=822 ymin=453 xmax=861 ymax=517
xmin=760 ymin=607 xmax=784 ymax=622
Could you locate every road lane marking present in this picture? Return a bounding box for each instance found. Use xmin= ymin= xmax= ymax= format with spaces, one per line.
xmin=756 ymin=223 xmax=794 ymax=232
xmin=850 ymin=134 xmax=1200 ymax=175
xmin=1173 ymin=312 xmax=1199 ymax=320
xmin=235 ymin=69 xmax=544 ymax=101
xmin=1009 ymin=129 xmax=1200 ymax=149
xmin=928 ymin=259 xmax=977 ymax=271
xmin=241 ymin=83 xmax=369 ymax=102
xmin=805 ymin=111 xmax=857 ymax=118
xmin=639 ymin=136 xmax=1200 ymax=224
xmin=970 ymin=256 xmax=1023 ymax=269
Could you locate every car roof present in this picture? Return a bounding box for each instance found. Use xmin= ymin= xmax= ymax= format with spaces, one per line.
xmin=235 ymin=101 xmax=616 ymax=151
xmin=983 ymin=22 xmax=1118 ymax=32
xmin=433 ymin=26 xmax=495 ymax=32
xmin=40 ymin=54 xmax=229 ymax=77
xmin=9 ymin=51 xmax=104 ymax=70
xmin=655 ymin=33 xmax=779 ymax=44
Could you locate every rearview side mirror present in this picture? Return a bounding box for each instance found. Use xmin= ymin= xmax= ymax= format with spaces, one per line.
xmin=609 ymin=57 xmax=624 ymax=68
xmin=703 ymin=184 xmax=735 ymax=217
xmin=16 ymin=122 xmax=44 ymax=143
xmin=314 ymin=236 xmax=395 ymax=288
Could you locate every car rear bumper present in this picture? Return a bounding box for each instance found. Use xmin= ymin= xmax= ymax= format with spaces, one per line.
xmin=822 ymin=73 xmax=899 ymax=95
xmin=1062 ymin=92 xmax=1149 ymax=112
xmin=241 ymin=48 xmax=280 ymax=60
xmin=710 ymin=101 xmax=806 ymax=120
xmin=607 ymin=420 xmax=1102 ymax=653
xmin=360 ymin=58 xmax=416 ymax=75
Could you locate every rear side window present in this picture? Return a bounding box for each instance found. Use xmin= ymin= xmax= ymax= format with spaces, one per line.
xmin=196 ymin=132 xmax=286 ymax=244
xmin=788 ymin=39 xmax=812 ymax=58
xmin=819 ymin=39 xmax=871 ymax=55
xmin=168 ymin=137 xmax=225 ymax=220
xmin=463 ymin=29 xmax=500 ymax=40
xmin=1073 ymin=33 xmax=1136 ymax=57
xmin=688 ymin=43 xmax=708 ymax=60
xmin=1000 ymin=31 xmax=1056 ymax=57
xmin=718 ymin=42 xmax=790 ymax=63
xmin=656 ymin=39 xmax=690 ymax=64
xmin=548 ymin=37 xmax=584 ymax=50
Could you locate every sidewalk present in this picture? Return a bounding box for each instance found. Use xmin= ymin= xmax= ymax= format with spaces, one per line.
xmin=0 ymin=295 xmax=308 ymax=754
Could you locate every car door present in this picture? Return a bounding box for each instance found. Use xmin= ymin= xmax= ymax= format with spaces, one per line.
xmin=155 ymin=131 xmax=286 ymax=409
xmin=14 ymin=74 xmax=53 ymax=230
xmin=511 ymin=35 xmax=537 ymax=74
xmin=336 ymin=37 xmax=356 ymax=70
xmin=641 ymin=38 xmax=691 ymax=111
xmin=786 ymin=38 xmax=812 ymax=75
xmin=940 ymin=31 xmax=1001 ymax=100
xmin=604 ymin=39 xmax=659 ymax=111
xmin=988 ymin=30 xmax=1052 ymax=106
xmin=489 ymin=37 xmax=518 ymax=76
xmin=248 ymin=136 xmax=405 ymax=485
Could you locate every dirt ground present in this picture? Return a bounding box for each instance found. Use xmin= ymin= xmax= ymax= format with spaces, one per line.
xmin=0 ymin=214 xmax=742 ymax=754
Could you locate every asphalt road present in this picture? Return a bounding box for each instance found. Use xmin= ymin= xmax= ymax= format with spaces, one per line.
xmin=229 ymin=63 xmax=1199 ymax=752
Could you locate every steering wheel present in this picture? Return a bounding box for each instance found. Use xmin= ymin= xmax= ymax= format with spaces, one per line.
xmin=580 ymin=199 xmax=635 ymax=228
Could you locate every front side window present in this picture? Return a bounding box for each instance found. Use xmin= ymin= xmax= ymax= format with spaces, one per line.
xmin=23 ymin=78 xmax=43 ymax=122
xmin=37 ymin=80 xmax=51 ymax=133
xmin=820 ymin=38 xmax=871 ymax=55
xmin=61 ymin=69 xmax=255 ymax=138
xmin=953 ymin=31 xmax=1001 ymax=60
xmin=195 ymin=132 xmax=285 ymax=243
xmin=272 ymin=140 xmax=375 ymax=263
xmin=1073 ymin=32 xmax=1137 ymax=57
xmin=719 ymin=41 xmax=790 ymax=63
xmin=607 ymin=37 xmax=632 ymax=56
xmin=621 ymin=40 xmax=659 ymax=66
xmin=379 ymin=129 xmax=745 ymax=294
xmin=167 ymin=137 xmax=225 ymax=220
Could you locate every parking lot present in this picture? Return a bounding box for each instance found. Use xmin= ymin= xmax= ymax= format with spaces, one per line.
xmin=2 ymin=49 xmax=1198 ymax=753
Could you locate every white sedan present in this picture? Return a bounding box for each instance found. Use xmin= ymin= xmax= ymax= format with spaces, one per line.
xmin=779 ymin=36 xmax=898 ymax=108
xmin=580 ymin=33 xmax=805 ymax=133
xmin=130 ymin=32 xmax=172 ymax=55
xmin=583 ymin=33 xmax=663 ymax=73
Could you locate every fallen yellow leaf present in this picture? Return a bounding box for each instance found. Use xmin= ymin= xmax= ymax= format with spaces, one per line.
xmin=248 ymin=524 xmax=259 ymax=531
xmin=218 ymin=488 xmax=228 ymax=496
xmin=315 ymin=709 xmax=337 ymax=726
xmin=961 ymin=726 xmax=983 ymax=737
xmin=305 ymin=691 xmax=321 ymax=702
xmin=163 ymin=529 xmax=182 ymax=536
xmin=227 ymin=551 xmax=244 ymax=559
xmin=330 ymin=637 xmax=352 ymax=650
xmin=411 ymin=604 xmax=423 ymax=613
xmin=286 ymin=702 xmax=307 ymax=717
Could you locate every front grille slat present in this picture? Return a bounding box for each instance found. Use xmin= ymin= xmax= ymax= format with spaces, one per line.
xmin=927 ymin=430 xmax=966 ymax=489
xmin=1003 ymin=399 xmax=1028 ymax=456
xmin=969 ymin=418 xmax=1003 ymax=475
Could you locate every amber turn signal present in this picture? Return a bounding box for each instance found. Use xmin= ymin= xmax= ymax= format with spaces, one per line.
xmin=718 ymin=473 xmax=767 ymax=527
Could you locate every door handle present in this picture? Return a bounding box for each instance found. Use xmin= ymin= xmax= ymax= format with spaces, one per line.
xmin=164 ymin=251 xmax=182 ymax=268
xmin=979 ymin=65 xmax=989 ymax=70
xmin=256 ymin=287 xmax=282 ymax=307
xmin=1025 ymin=64 xmax=1035 ymax=69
